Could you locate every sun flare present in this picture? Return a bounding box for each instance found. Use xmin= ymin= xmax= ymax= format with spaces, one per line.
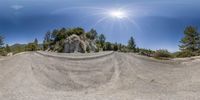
xmin=109 ymin=10 xmax=127 ymax=19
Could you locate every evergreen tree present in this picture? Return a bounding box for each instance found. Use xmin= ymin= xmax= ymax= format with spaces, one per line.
xmin=44 ymin=31 xmax=51 ymax=43
xmin=43 ymin=31 xmax=51 ymax=50
xmin=180 ymin=26 xmax=200 ymax=52
xmin=128 ymin=36 xmax=136 ymax=52
xmin=0 ymin=34 xmax=4 ymax=48
xmin=113 ymin=42 xmax=118 ymax=51
xmin=68 ymin=27 xmax=85 ymax=36
xmin=34 ymin=38 xmax=38 ymax=45
xmin=98 ymin=34 xmax=106 ymax=49
xmin=34 ymin=38 xmax=39 ymax=50
xmin=88 ymin=29 xmax=98 ymax=40
xmin=197 ymin=32 xmax=200 ymax=50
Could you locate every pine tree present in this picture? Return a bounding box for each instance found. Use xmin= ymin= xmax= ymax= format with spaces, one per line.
xmin=98 ymin=34 xmax=106 ymax=49
xmin=43 ymin=31 xmax=51 ymax=50
xmin=180 ymin=26 xmax=200 ymax=52
xmin=0 ymin=34 xmax=4 ymax=48
xmin=34 ymin=38 xmax=39 ymax=50
xmin=128 ymin=36 xmax=136 ymax=52
xmin=34 ymin=38 xmax=38 ymax=45
xmin=113 ymin=42 xmax=118 ymax=51
xmin=86 ymin=29 xmax=98 ymax=40
xmin=197 ymin=32 xmax=200 ymax=50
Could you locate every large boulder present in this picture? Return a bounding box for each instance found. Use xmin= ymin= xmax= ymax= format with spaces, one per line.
xmin=85 ymin=40 xmax=97 ymax=52
xmin=7 ymin=52 xmax=13 ymax=56
xmin=64 ymin=34 xmax=97 ymax=53
xmin=64 ymin=34 xmax=86 ymax=53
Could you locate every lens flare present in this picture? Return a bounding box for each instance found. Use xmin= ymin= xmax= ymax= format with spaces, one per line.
xmin=109 ymin=10 xmax=127 ymax=19
xmin=53 ymin=7 xmax=140 ymax=30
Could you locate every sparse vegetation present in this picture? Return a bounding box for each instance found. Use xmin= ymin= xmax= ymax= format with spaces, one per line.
xmin=103 ymin=42 xmax=112 ymax=51
xmin=154 ymin=49 xmax=172 ymax=59
xmin=25 ymin=38 xmax=40 ymax=51
xmin=5 ymin=44 xmax=11 ymax=53
xmin=138 ymin=48 xmax=155 ymax=57
xmin=1 ymin=26 xmax=200 ymax=59
xmin=25 ymin=43 xmax=37 ymax=51
xmin=10 ymin=44 xmax=26 ymax=54
xmin=0 ymin=48 xmax=7 ymax=56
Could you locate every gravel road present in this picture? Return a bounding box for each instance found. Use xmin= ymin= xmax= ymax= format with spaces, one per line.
xmin=0 ymin=52 xmax=200 ymax=100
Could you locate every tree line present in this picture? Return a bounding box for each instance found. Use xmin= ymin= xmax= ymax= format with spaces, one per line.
xmin=42 ymin=27 xmax=137 ymax=53
xmin=0 ymin=36 xmax=40 ymax=56
xmin=0 ymin=26 xmax=200 ymax=58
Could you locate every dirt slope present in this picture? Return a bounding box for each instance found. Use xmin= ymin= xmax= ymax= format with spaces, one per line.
xmin=0 ymin=52 xmax=200 ymax=100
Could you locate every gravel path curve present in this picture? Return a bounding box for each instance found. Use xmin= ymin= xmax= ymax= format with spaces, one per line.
xmin=0 ymin=52 xmax=200 ymax=100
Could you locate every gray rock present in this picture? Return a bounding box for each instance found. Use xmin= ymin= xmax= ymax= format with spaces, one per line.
xmin=64 ymin=34 xmax=85 ymax=53
xmin=64 ymin=34 xmax=97 ymax=53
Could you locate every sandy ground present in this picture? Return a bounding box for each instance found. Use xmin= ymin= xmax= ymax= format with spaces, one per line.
xmin=0 ymin=51 xmax=200 ymax=100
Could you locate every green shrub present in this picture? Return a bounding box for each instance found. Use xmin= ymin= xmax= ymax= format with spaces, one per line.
xmin=103 ymin=42 xmax=112 ymax=51
xmin=113 ymin=43 xmax=118 ymax=51
xmin=196 ymin=50 xmax=200 ymax=56
xmin=25 ymin=43 xmax=37 ymax=51
xmin=95 ymin=47 xmax=99 ymax=52
xmin=0 ymin=48 xmax=8 ymax=56
xmin=86 ymin=46 xmax=90 ymax=53
xmin=154 ymin=49 xmax=172 ymax=59
xmin=175 ymin=50 xmax=199 ymax=58
xmin=138 ymin=48 xmax=155 ymax=57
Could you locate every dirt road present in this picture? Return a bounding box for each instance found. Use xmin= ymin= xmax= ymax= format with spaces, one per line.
xmin=0 ymin=52 xmax=200 ymax=100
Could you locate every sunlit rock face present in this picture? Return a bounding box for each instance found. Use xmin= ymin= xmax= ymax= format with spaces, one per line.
xmin=64 ymin=34 xmax=97 ymax=53
xmin=64 ymin=34 xmax=85 ymax=53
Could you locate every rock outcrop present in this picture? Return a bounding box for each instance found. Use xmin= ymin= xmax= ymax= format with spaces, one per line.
xmin=64 ymin=34 xmax=97 ymax=53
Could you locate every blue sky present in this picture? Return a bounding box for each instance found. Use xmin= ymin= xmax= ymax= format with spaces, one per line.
xmin=0 ymin=0 xmax=200 ymax=52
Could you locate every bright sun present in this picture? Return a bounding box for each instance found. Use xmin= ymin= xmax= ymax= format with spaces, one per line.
xmin=109 ymin=10 xmax=127 ymax=19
